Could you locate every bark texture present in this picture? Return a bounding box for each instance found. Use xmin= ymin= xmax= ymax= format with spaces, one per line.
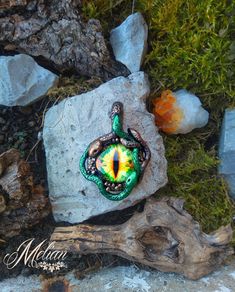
xmin=0 ymin=0 xmax=129 ymax=79
xmin=51 ymin=197 xmax=233 ymax=280
xmin=0 ymin=149 xmax=50 ymax=239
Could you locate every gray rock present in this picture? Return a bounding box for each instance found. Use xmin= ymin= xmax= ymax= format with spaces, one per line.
xmin=219 ymin=109 xmax=235 ymax=198
xmin=110 ymin=12 xmax=148 ymax=73
xmin=1 ymin=262 xmax=235 ymax=291
xmin=0 ymin=54 xmax=58 ymax=106
xmin=43 ymin=72 xmax=167 ymax=223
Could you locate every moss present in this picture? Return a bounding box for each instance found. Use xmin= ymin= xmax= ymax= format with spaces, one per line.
xmin=81 ymin=1 xmax=235 ymax=236
xmin=159 ymin=135 xmax=235 ymax=233
xmin=81 ymin=0 xmax=132 ymax=35
xmin=47 ymin=76 xmax=103 ymax=102
xmin=140 ymin=0 xmax=235 ymax=235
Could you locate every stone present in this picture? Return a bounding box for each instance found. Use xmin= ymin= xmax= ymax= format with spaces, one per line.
xmin=0 ymin=54 xmax=58 ymax=106
xmin=43 ymin=72 xmax=167 ymax=223
xmin=0 ymin=0 xmax=129 ymax=80
xmin=110 ymin=12 xmax=148 ymax=73
xmin=153 ymin=89 xmax=209 ymax=134
xmin=1 ymin=263 xmax=235 ymax=292
xmin=0 ymin=117 xmax=6 ymax=124
xmin=219 ymin=109 xmax=235 ymax=199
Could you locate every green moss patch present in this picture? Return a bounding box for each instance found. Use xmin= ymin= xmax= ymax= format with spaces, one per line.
xmin=74 ymin=1 xmax=235 ymax=236
xmin=139 ymin=0 xmax=235 ymax=235
xmin=47 ymin=76 xmax=102 ymax=102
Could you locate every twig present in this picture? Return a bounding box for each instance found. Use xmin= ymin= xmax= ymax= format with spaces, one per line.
xmin=26 ymin=139 xmax=41 ymax=162
xmin=132 ymin=0 xmax=135 ymax=14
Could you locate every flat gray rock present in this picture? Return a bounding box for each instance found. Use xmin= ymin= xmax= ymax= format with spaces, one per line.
xmin=110 ymin=12 xmax=148 ymax=73
xmin=43 ymin=72 xmax=167 ymax=223
xmin=219 ymin=109 xmax=235 ymax=198
xmin=1 ymin=262 xmax=235 ymax=292
xmin=0 ymin=54 xmax=58 ymax=106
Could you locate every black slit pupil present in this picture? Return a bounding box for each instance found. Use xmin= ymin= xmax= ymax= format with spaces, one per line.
xmin=113 ymin=150 xmax=119 ymax=178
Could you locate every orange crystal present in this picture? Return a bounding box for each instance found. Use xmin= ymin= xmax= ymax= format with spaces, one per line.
xmin=153 ymin=90 xmax=184 ymax=134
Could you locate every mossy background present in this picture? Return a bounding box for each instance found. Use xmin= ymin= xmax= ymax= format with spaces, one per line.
xmin=51 ymin=1 xmax=235 ymax=240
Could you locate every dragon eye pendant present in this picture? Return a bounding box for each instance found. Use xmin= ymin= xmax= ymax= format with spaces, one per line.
xmin=79 ymin=102 xmax=151 ymax=201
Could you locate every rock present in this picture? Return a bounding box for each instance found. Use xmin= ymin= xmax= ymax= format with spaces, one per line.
xmin=0 ymin=0 xmax=129 ymax=80
xmin=0 ymin=117 xmax=6 ymax=124
xmin=0 ymin=54 xmax=58 ymax=106
xmin=27 ymin=121 xmax=35 ymax=127
xmin=1 ymin=124 xmax=9 ymax=132
xmin=43 ymin=72 xmax=167 ymax=223
xmin=110 ymin=12 xmax=148 ymax=73
xmin=1 ymin=263 xmax=235 ymax=292
xmin=153 ymin=89 xmax=209 ymax=134
xmin=219 ymin=109 xmax=235 ymax=199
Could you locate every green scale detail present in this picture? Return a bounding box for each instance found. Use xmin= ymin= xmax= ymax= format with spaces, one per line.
xmin=79 ymin=102 xmax=151 ymax=201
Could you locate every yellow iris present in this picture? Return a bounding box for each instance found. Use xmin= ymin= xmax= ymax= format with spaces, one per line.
xmin=96 ymin=144 xmax=134 ymax=182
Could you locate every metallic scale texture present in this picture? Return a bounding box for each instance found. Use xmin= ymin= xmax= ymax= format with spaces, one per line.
xmin=79 ymin=102 xmax=151 ymax=201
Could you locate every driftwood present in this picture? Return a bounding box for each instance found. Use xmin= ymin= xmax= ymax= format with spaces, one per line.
xmin=51 ymin=197 xmax=233 ymax=280
xmin=0 ymin=0 xmax=28 ymax=9
xmin=0 ymin=0 xmax=129 ymax=80
xmin=0 ymin=149 xmax=50 ymax=238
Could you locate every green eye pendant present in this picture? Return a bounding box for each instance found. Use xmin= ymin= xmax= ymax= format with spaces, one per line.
xmin=79 ymin=102 xmax=151 ymax=201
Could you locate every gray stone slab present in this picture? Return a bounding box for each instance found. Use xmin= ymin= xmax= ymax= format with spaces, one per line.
xmin=0 ymin=54 xmax=58 ymax=106
xmin=219 ymin=109 xmax=235 ymax=198
xmin=1 ymin=262 xmax=235 ymax=292
xmin=110 ymin=13 xmax=148 ymax=73
xmin=43 ymin=72 xmax=167 ymax=223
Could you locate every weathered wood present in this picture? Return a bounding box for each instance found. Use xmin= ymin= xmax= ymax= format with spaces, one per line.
xmin=0 ymin=149 xmax=50 ymax=238
xmin=0 ymin=194 xmax=6 ymax=213
xmin=0 ymin=0 xmax=129 ymax=80
xmin=0 ymin=0 xmax=28 ymax=9
xmin=51 ymin=197 xmax=233 ymax=280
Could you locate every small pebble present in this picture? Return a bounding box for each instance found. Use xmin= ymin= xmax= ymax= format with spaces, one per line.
xmin=1 ymin=124 xmax=9 ymax=132
xmin=28 ymin=121 xmax=35 ymax=127
xmin=37 ymin=131 xmax=43 ymax=140
xmin=0 ymin=117 xmax=6 ymax=124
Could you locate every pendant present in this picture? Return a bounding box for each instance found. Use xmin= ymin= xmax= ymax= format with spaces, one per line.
xmin=79 ymin=102 xmax=151 ymax=201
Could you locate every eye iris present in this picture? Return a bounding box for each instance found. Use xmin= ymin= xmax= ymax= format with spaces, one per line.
xmin=96 ymin=144 xmax=134 ymax=182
